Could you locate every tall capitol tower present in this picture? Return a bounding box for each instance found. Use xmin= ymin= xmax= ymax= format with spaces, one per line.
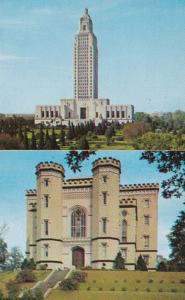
xmin=74 ymin=8 xmax=98 ymax=99
xmin=35 ymin=9 xmax=134 ymax=126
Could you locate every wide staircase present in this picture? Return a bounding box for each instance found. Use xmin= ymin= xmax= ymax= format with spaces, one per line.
xmin=33 ymin=269 xmax=69 ymax=297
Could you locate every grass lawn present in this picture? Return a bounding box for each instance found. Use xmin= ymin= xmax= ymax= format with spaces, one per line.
xmin=0 ymin=270 xmax=50 ymax=295
xmin=47 ymin=270 xmax=185 ymax=300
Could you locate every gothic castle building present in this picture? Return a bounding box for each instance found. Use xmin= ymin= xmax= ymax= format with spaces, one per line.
xmin=35 ymin=9 xmax=134 ymax=126
xmin=26 ymin=158 xmax=159 ymax=270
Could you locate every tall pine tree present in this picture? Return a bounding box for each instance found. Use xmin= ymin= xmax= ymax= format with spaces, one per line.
xmin=38 ymin=126 xmax=45 ymax=149
xmin=30 ymin=131 xmax=37 ymax=150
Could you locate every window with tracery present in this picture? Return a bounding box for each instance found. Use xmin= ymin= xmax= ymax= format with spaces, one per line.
xmin=71 ymin=207 xmax=86 ymax=238
xmin=122 ymin=220 xmax=127 ymax=242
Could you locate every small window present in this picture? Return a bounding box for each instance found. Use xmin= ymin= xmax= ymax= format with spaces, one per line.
xmin=68 ymin=112 xmax=71 ymax=118
xmin=102 ymin=175 xmax=107 ymax=183
xmin=44 ymin=195 xmax=49 ymax=208
xmin=143 ymin=255 xmax=149 ymax=265
xmin=102 ymin=243 xmax=107 ymax=258
xmin=144 ymin=199 xmax=149 ymax=208
xmin=102 ymin=192 xmax=107 ymax=205
xmin=44 ymin=220 xmax=49 ymax=235
xmin=122 ymin=220 xmax=127 ymax=242
xmin=144 ymin=215 xmax=149 ymax=225
xmin=116 ymin=111 xmax=120 ymax=118
xmin=102 ymin=218 xmax=107 ymax=234
xmin=144 ymin=235 xmax=149 ymax=248
xmin=55 ymin=111 xmax=58 ymax=117
xmin=96 ymin=112 xmax=98 ymax=118
xmin=83 ymin=25 xmax=86 ymax=31
xmin=121 ymin=111 xmax=125 ymax=118
xmin=44 ymin=179 xmax=49 ymax=187
xmin=111 ymin=111 xmax=115 ymax=118
xmin=44 ymin=244 xmax=49 ymax=257
xmin=121 ymin=248 xmax=127 ymax=261
xmin=41 ymin=111 xmax=44 ymax=118
xmin=46 ymin=111 xmax=49 ymax=118
xmin=51 ymin=111 xmax=53 ymax=118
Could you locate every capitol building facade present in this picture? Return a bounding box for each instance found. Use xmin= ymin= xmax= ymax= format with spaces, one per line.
xmin=26 ymin=158 xmax=158 ymax=270
xmin=35 ymin=9 xmax=134 ymax=126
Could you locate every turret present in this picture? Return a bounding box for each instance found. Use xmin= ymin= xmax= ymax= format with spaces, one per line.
xmin=36 ymin=162 xmax=65 ymax=269
xmin=91 ymin=157 xmax=121 ymax=269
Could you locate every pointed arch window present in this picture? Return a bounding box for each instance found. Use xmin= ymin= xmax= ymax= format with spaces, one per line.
xmin=122 ymin=220 xmax=127 ymax=242
xmin=71 ymin=207 xmax=86 ymax=238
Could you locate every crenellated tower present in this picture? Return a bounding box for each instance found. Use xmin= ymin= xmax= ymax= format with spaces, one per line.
xmin=35 ymin=162 xmax=65 ymax=269
xmin=91 ymin=158 xmax=121 ymax=269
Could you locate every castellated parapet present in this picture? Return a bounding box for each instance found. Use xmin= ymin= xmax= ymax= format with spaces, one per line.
xmin=26 ymin=158 xmax=159 ymax=270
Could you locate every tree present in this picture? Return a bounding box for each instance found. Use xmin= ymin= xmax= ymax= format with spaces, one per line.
xmin=0 ymin=239 xmax=8 ymax=265
xmin=44 ymin=129 xmax=51 ymax=149
xmin=7 ymin=247 xmax=23 ymax=270
xmin=38 ymin=126 xmax=45 ymax=150
xmin=60 ymin=126 xmax=65 ymax=146
xmin=136 ymin=255 xmax=147 ymax=271
xmin=77 ymin=136 xmax=89 ymax=150
xmin=123 ymin=122 xmax=151 ymax=140
xmin=21 ymin=258 xmax=36 ymax=270
xmin=65 ymin=151 xmax=96 ymax=172
xmin=105 ymin=126 xmax=114 ymax=145
xmin=157 ymin=261 xmax=167 ymax=272
xmin=23 ymin=129 xmax=29 ymax=150
xmin=30 ymin=131 xmax=37 ymax=150
xmin=168 ymin=205 xmax=185 ymax=271
xmin=50 ymin=128 xmax=59 ymax=149
xmin=113 ymin=252 xmax=125 ymax=269
xmin=22 ymin=288 xmax=44 ymax=300
xmin=141 ymin=151 xmax=185 ymax=199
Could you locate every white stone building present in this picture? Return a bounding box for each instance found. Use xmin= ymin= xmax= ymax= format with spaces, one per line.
xmin=26 ymin=158 xmax=159 ymax=270
xmin=35 ymin=9 xmax=134 ymax=126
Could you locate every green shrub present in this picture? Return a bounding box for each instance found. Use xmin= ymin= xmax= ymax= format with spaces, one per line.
xmin=148 ymin=279 xmax=153 ymax=283
xmin=159 ymin=280 xmax=163 ymax=283
xmin=171 ymin=288 xmax=177 ymax=293
xmin=121 ymin=287 xmax=127 ymax=291
xmin=99 ymin=287 xmax=103 ymax=291
xmin=22 ymin=288 xmax=44 ymax=300
xmin=59 ymin=278 xmax=78 ymax=291
xmin=39 ymin=264 xmax=47 ymax=270
xmin=146 ymin=288 xmax=151 ymax=292
xmin=159 ymin=288 xmax=163 ymax=292
xmin=0 ymin=289 xmax=3 ymax=300
xmin=15 ymin=269 xmax=36 ymax=283
xmin=136 ymin=280 xmax=141 ymax=283
xmin=135 ymin=287 xmax=139 ymax=291
xmin=87 ymin=286 xmax=91 ymax=291
xmin=71 ymin=271 xmax=87 ymax=283
xmin=180 ymin=279 xmax=185 ymax=284
xmin=110 ymin=287 xmax=115 ymax=291
xmin=93 ymin=280 xmax=96 ymax=283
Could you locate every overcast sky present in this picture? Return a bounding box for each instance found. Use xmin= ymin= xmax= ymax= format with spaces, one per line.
xmin=0 ymin=0 xmax=184 ymax=114
xmin=0 ymin=150 xmax=184 ymax=259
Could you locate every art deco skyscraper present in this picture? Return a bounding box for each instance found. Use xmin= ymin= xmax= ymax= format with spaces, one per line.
xmin=74 ymin=8 xmax=98 ymax=99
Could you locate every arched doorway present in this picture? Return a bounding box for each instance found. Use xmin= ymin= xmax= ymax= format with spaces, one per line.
xmin=72 ymin=247 xmax=85 ymax=268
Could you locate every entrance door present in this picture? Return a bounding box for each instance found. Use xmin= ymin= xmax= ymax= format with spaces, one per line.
xmin=80 ymin=107 xmax=86 ymax=119
xmin=72 ymin=247 xmax=85 ymax=268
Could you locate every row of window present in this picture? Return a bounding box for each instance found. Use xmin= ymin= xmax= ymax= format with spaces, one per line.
xmin=106 ymin=111 xmax=125 ymax=118
xmin=41 ymin=111 xmax=59 ymax=118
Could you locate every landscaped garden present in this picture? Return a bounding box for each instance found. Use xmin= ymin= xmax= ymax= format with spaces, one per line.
xmin=47 ymin=270 xmax=185 ymax=300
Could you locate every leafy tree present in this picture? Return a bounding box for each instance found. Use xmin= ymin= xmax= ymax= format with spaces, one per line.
xmin=113 ymin=252 xmax=125 ymax=269
xmin=44 ymin=129 xmax=51 ymax=149
xmin=65 ymin=151 xmax=96 ymax=172
xmin=141 ymin=151 xmax=185 ymax=198
xmin=105 ymin=126 xmax=114 ymax=145
xmin=23 ymin=129 xmax=29 ymax=150
xmin=50 ymin=128 xmax=59 ymax=149
xmin=30 ymin=131 xmax=37 ymax=150
xmin=60 ymin=125 xmax=65 ymax=146
xmin=22 ymin=288 xmax=44 ymax=300
xmin=21 ymin=258 xmax=36 ymax=270
xmin=59 ymin=278 xmax=79 ymax=291
xmin=66 ymin=123 xmax=73 ymax=140
xmin=157 ymin=261 xmax=167 ymax=272
xmin=18 ymin=127 xmax=24 ymax=143
xmin=0 ymin=134 xmax=23 ymax=150
xmin=38 ymin=126 xmax=45 ymax=150
xmin=0 ymin=239 xmax=8 ymax=265
xmin=168 ymin=205 xmax=185 ymax=271
xmin=136 ymin=255 xmax=147 ymax=271
xmin=123 ymin=122 xmax=151 ymax=140
xmin=77 ymin=136 xmax=89 ymax=150
xmin=7 ymin=247 xmax=23 ymax=270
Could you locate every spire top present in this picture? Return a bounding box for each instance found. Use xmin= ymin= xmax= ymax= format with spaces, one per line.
xmin=85 ymin=8 xmax=88 ymax=15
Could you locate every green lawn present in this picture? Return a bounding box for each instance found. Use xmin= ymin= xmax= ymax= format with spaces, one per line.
xmin=47 ymin=270 xmax=185 ymax=300
xmin=0 ymin=270 xmax=50 ymax=295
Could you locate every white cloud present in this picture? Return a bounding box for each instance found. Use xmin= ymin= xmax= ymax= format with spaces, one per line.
xmin=0 ymin=54 xmax=33 ymax=62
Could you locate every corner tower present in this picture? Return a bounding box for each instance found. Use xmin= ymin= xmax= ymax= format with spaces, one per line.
xmin=35 ymin=162 xmax=65 ymax=269
xmin=91 ymin=158 xmax=121 ymax=269
xmin=74 ymin=8 xmax=98 ymax=99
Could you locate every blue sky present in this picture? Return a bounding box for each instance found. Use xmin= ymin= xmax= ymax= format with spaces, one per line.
xmin=0 ymin=150 xmax=184 ymax=258
xmin=0 ymin=0 xmax=184 ymax=114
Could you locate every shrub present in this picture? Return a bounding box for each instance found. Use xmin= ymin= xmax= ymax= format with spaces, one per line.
xmin=7 ymin=284 xmax=19 ymax=299
xmin=123 ymin=279 xmax=127 ymax=283
xmin=39 ymin=264 xmax=47 ymax=270
xmin=148 ymin=279 xmax=153 ymax=283
xmin=0 ymin=289 xmax=3 ymax=300
xmin=135 ymin=287 xmax=139 ymax=291
xmin=22 ymin=288 xmax=44 ymax=300
xmin=6 ymin=279 xmax=17 ymax=291
xmin=93 ymin=280 xmax=96 ymax=283
xmin=21 ymin=258 xmax=36 ymax=270
xmin=121 ymin=287 xmax=127 ymax=291
xmin=171 ymin=280 xmax=175 ymax=284
xmin=159 ymin=280 xmax=163 ymax=284
xmin=180 ymin=279 xmax=185 ymax=284
xmin=146 ymin=288 xmax=151 ymax=292
xmin=15 ymin=269 xmax=36 ymax=283
xmin=114 ymin=280 xmax=118 ymax=283
xmin=99 ymin=287 xmax=103 ymax=291
xmin=72 ymin=271 xmax=87 ymax=283
xmin=136 ymin=280 xmax=141 ymax=283
xmin=59 ymin=278 xmax=78 ymax=291
xmin=110 ymin=287 xmax=115 ymax=291
xmin=87 ymin=286 xmax=91 ymax=291
xmin=159 ymin=288 xmax=163 ymax=292
xmin=171 ymin=288 xmax=177 ymax=293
